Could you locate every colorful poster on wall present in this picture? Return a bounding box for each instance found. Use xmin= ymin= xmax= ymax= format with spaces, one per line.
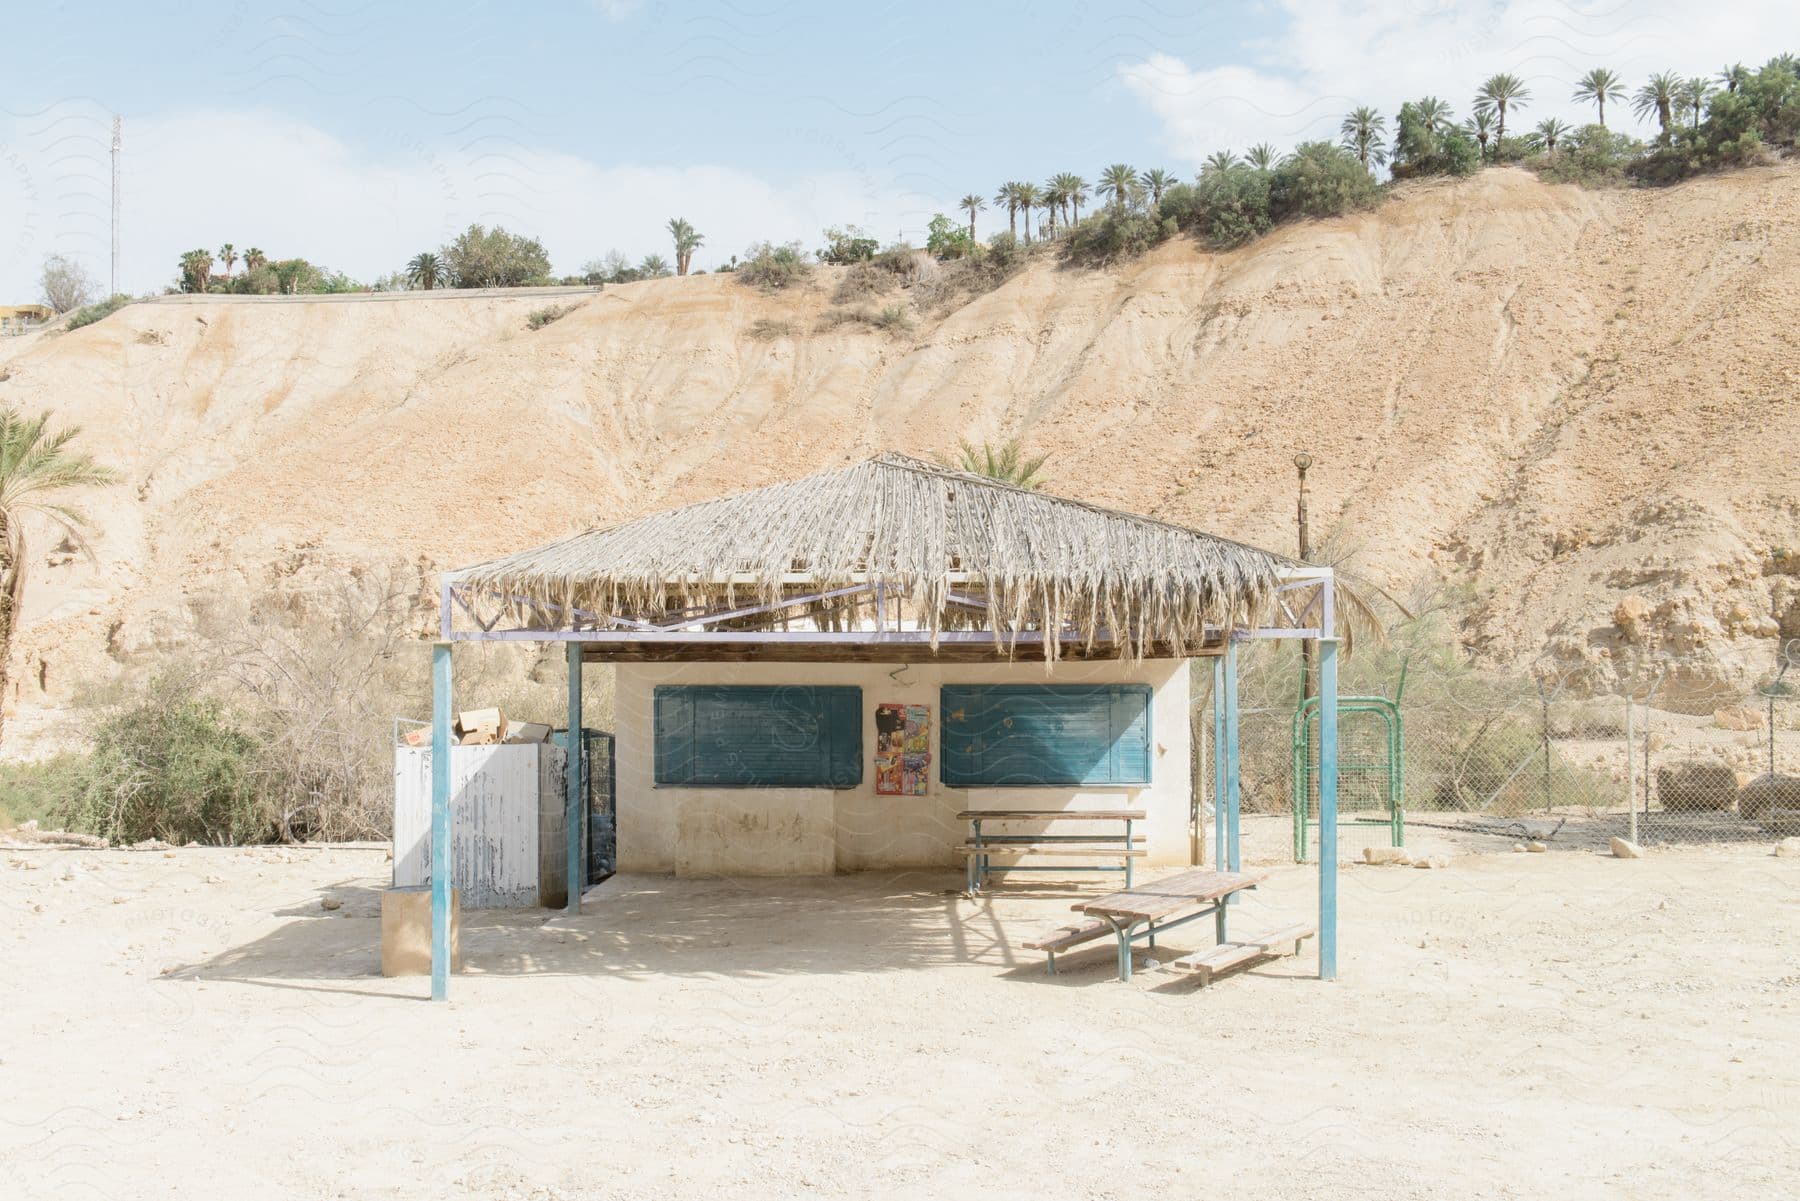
xmin=874 ymin=702 xmax=931 ymax=795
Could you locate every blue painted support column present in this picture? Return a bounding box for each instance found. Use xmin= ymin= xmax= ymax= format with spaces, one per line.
xmin=1223 ymin=637 xmax=1242 ymax=876
xmin=1318 ymin=637 xmax=1341 ymax=981
xmin=430 ymin=640 xmax=453 ymax=1002
xmin=566 ymin=641 xmax=584 ymax=915
xmin=1212 ymin=656 xmax=1226 ymax=870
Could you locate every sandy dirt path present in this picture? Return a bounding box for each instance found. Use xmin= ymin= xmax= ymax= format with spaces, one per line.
xmin=3 ymin=835 xmax=1796 ymax=1199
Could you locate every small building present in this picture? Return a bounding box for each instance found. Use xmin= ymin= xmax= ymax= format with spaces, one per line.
xmin=1 ymin=303 xmax=55 ymax=333
xmin=427 ymin=452 xmax=1346 ymax=996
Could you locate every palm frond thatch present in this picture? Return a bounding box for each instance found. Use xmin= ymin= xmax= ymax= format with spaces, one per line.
xmin=452 ymin=453 xmax=1290 ymax=661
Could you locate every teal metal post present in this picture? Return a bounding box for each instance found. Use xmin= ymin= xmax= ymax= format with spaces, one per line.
xmin=1223 ymin=638 xmax=1241 ymax=876
xmin=1212 ymin=656 xmax=1225 ymax=870
xmin=430 ymin=640 xmax=452 ymax=1002
xmin=1318 ymin=637 xmax=1340 ymax=981
xmin=566 ymin=641 xmax=584 ymax=914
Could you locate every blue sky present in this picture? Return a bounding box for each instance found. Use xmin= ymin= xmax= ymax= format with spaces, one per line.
xmin=2 ymin=1 xmax=1795 ymax=298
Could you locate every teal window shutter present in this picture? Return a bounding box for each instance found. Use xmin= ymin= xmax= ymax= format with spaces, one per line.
xmin=653 ymin=685 xmax=862 ymax=788
xmin=941 ymin=684 xmax=1152 ymax=787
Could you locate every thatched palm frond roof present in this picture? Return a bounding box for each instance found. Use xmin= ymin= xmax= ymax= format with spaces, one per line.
xmin=451 ymin=453 xmax=1290 ymax=659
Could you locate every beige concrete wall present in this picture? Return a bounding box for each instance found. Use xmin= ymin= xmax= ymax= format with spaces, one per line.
xmin=613 ymin=658 xmax=1192 ymax=877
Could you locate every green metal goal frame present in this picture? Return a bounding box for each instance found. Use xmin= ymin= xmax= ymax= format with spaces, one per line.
xmin=1292 ymin=694 xmax=1402 ymax=861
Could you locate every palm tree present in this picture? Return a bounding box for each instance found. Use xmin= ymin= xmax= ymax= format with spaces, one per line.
xmin=1464 ymin=107 xmax=1495 ymax=159
xmin=405 ymin=252 xmax=446 ymax=290
xmin=1573 ymin=67 xmax=1626 ymax=127
xmin=217 ymin=243 xmax=237 ymax=277
xmin=0 ymin=405 xmax=116 ymax=741
xmin=1531 ymin=117 xmax=1571 ymax=155
xmin=1098 ymin=163 xmax=1135 ymax=211
xmin=958 ymin=194 xmax=986 ymax=240
xmin=1680 ymin=77 xmax=1712 ymax=131
xmin=944 ymin=438 xmax=1048 ymax=490
xmin=1202 ymin=150 xmax=1240 ymax=175
xmin=1413 ymin=96 xmax=1456 ymax=134
xmin=1041 ymin=178 xmax=1068 ymax=237
xmin=1245 ymin=143 xmax=1280 ymax=170
xmin=178 ymin=249 xmax=213 ymax=294
xmin=1061 ymin=173 xmax=1089 ymax=225
xmin=243 ymin=247 xmax=266 ymax=273
xmin=638 ymin=254 xmax=672 ymax=278
xmin=1138 ymin=167 xmax=1175 ymax=206
xmin=1632 ymin=71 xmax=1681 ymax=137
xmin=1475 ymin=72 xmax=1529 ymax=144
xmin=665 ymin=218 xmax=703 ymax=276
xmin=1015 ymin=182 xmax=1041 ymax=241
xmin=1340 ymin=106 xmax=1388 ymax=169
xmin=1716 ymin=62 xmax=1748 ymax=93
xmin=994 ymin=181 xmax=1021 ymax=237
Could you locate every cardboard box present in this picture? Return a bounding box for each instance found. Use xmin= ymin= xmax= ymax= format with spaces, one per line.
xmin=381 ymin=885 xmax=463 ymax=976
xmin=454 ymin=708 xmax=507 ymax=744
xmin=504 ymin=721 xmax=552 ymax=744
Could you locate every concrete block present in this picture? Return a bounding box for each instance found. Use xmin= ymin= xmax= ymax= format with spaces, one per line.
xmin=382 ymin=885 xmax=463 ymax=976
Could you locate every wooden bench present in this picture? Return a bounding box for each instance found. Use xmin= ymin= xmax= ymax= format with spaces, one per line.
xmin=960 ymin=809 xmax=1146 ymax=893
xmin=1021 ymin=919 xmax=1114 ymax=974
xmin=1174 ymin=922 xmax=1316 ymax=984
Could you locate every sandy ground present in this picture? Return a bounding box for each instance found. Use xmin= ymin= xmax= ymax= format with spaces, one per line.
xmin=3 ymin=824 xmax=1797 ymax=1200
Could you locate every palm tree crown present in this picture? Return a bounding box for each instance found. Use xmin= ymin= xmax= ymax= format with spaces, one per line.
xmin=1340 ymin=106 xmax=1388 ymax=168
xmin=405 ymin=252 xmax=446 ymax=290
xmin=1679 ymin=77 xmax=1713 ymax=131
xmin=1632 ymin=71 xmax=1681 ymax=135
xmin=1202 ymin=150 xmax=1241 ymax=175
xmin=1014 ymin=181 xmax=1041 ymax=240
xmin=1098 ymin=163 xmax=1136 ymax=210
xmin=958 ymin=193 xmax=986 ymax=240
xmin=1531 ymin=117 xmax=1571 ymax=155
xmin=1573 ymin=67 xmax=1627 ymax=127
xmin=1475 ymin=72 xmax=1529 ymax=144
xmin=945 ymin=438 xmax=1049 ymax=491
xmin=1245 ymin=143 xmax=1280 ymax=170
xmin=1138 ymin=167 xmax=1174 ymax=205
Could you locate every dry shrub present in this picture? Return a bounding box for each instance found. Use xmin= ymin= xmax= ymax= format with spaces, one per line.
xmin=747 ymin=318 xmax=795 ymax=341
xmin=831 ymin=262 xmax=891 ymax=305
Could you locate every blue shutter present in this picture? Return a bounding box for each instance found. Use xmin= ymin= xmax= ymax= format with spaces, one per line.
xmin=653 ymin=686 xmax=861 ymax=788
xmin=941 ymin=685 xmax=1152 ymax=786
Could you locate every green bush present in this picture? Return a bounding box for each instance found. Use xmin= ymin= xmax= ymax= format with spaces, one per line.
xmin=820 ymin=225 xmax=879 ymax=264
xmin=1192 ymin=166 xmax=1274 ymax=248
xmin=1391 ymin=101 xmax=1482 ymax=179
xmin=1269 ymin=141 xmax=1379 ymax=222
xmin=737 ymin=240 xmax=813 ymax=291
xmin=0 ymin=756 xmax=87 ymax=828
xmin=63 ymin=680 xmax=269 ymax=845
xmin=1536 ymin=124 xmax=1644 ymax=187
xmin=925 ymin=214 xmax=974 ymax=260
xmin=66 ymin=294 xmax=133 ymax=330
xmin=1062 ymin=209 xmax=1164 ymax=264
xmin=526 ymin=302 xmax=576 ymax=330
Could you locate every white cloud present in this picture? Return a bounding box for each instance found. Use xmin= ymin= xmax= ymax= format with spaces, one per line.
xmin=0 ymin=106 xmax=941 ymax=300
xmin=1121 ymin=0 xmax=1800 ymax=167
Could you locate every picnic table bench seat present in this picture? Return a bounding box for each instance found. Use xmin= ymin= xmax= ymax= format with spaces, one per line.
xmin=1174 ymin=922 xmax=1316 ymax=984
xmin=961 ymin=809 xmax=1146 ymax=893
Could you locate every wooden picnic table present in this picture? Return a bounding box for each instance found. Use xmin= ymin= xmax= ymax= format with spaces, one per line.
xmin=1075 ymin=868 xmax=1267 ymax=981
xmin=959 ymin=809 xmax=1147 ymax=893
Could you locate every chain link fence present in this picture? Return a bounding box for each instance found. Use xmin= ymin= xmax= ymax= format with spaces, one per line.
xmin=1196 ymin=647 xmax=1800 ymax=856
